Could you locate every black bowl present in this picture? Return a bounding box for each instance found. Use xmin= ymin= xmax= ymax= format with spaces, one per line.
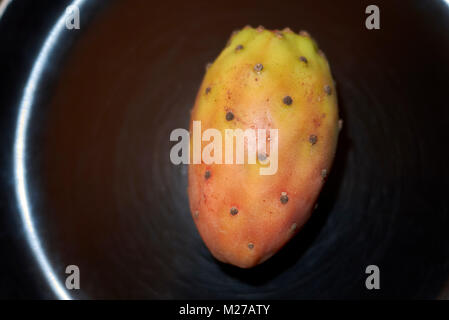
xmin=0 ymin=0 xmax=448 ymax=299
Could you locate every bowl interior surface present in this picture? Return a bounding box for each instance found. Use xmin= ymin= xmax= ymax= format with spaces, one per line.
xmin=21 ymin=0 xmax=449 ymax=298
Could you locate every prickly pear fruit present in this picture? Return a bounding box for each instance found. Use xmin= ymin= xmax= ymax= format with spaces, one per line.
xmin=188 ymin=26 xmax=340 ymax=268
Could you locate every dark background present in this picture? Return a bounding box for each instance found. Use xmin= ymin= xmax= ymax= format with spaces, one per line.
xmin=0 ymin=0 xmax=448 ymax=299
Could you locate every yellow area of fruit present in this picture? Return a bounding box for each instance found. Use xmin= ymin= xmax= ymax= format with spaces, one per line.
xmin=192 ymin=27 xmax=338 ymax=176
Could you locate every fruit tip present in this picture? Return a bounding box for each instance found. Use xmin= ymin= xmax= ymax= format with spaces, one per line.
xmin=299 ymin=30 xmax=310 ymax=37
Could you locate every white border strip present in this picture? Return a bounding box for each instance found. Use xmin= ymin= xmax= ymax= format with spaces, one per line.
xmin=14 ymin=0 xmax=86 ymax=300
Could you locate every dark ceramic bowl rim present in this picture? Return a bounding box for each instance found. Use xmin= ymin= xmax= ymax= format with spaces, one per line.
xmin=11 ymin=0 xmax=87 ymax=300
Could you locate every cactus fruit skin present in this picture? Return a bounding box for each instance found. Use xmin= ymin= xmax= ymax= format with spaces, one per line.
xmin=188 ymin=26 xmax=340 ymax=268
